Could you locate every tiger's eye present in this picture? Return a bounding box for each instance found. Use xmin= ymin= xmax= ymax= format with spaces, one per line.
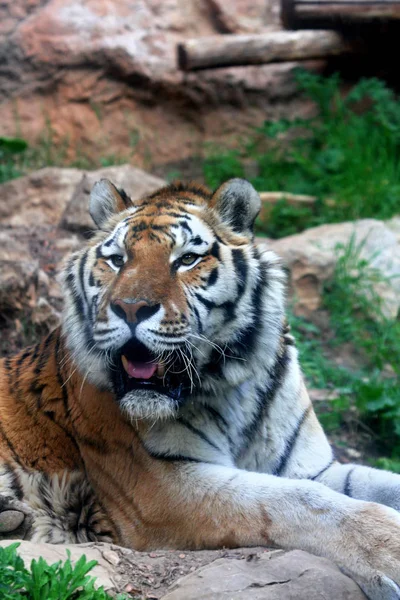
xmin=109 ymin=255 xmax=125 ymax=268
xmin=180 ymin=253 xmax=198 ymax=266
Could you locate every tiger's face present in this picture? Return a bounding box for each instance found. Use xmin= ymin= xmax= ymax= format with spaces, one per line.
xmin=62 ymin=179 xmax=285 ymax=420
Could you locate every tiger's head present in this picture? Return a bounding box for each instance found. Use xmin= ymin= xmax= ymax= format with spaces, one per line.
xmin=62 ymin=179 xmax=286 ymax=420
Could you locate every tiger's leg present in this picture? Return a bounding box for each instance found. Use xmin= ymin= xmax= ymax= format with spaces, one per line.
xmin=0 ymin=464 xmax=115 ymax=544
xmin=91 ymin=456 xmax=400 ymax=600
xmin=313 ymin=460 xmax=400 ymax=511
xmin=272 ymin=383 xmax=400 ymax=513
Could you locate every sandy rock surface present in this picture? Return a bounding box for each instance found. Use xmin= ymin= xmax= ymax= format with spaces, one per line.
xmin=0 ymin=541 xmax=367 ymax=599
xmin=267 ymin=218 xmax=400 ymax=319
xmin=60 ymin=164 xmax=165 ymax=235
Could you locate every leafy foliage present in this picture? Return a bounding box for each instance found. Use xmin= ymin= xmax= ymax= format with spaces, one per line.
xmin=0 ymin=137 xmax=28 ymax=183
xmin=204 ymin=70 xmax=400 ymax=238
xmin=0 ymin=543 xmax=128 ymax=600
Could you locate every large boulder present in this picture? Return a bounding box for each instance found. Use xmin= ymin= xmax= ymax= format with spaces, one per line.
xmin=0 ymin=168 xmax=83 ymax=227
xmin=60 ymin=164 xmax=165 ymax=235
xmin=0 ymin=541 xmax=366 ymax=599
xmin=268 ymin=219 xmax=400 ymax=319
xmin=0 ymin=0 xmax=319 ymax=168
xmin=0 ymin=165 xmax=166 ymax=229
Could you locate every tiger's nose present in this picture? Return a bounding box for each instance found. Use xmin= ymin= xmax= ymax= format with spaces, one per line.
xmin=111 ymin=299 xmax=161 ymax=324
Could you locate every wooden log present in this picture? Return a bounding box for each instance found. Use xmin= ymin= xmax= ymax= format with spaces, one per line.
xmin=259 ymin=191 xmax=317 ymax=206
xmin=282 ymin=0 xmax=400 ymax=29
xmin=177 ymin=30 xmax=354 ymax=71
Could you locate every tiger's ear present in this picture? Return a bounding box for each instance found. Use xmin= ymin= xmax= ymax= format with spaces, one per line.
xmin=90 ymin=179 xmax=132 ymax=229
xmin=211 ymin=179 xmax=261 ymax=238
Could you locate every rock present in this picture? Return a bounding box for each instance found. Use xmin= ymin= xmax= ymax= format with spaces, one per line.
xmin=0 ymin=510 xmax=25 ymax=534
xmin=161 ymin=550 xmax=366 ymax=599
xmin=102 ymin=549 xmax=120 ymax=567
xmin=0 ymin=168 xmax=83 ymax=227
xmin=206 ymin=0 xmax=279 ymax=33
xmin=0 ymin=260 xmax=38 ymax=314
xmin=268 ymin=219 xmax=400 ymax=319
xmin=60 ymin=164 xmax=166 ymax=235
xmin=0 ymin=0 xmax=319 ymax=168
xmin=386 ymin=216 xmax=400 ymax=244
xmin=31 ymin=297 xmax=61 ymax=331
xmin=0 ymin=542 xmax=367 ymax=599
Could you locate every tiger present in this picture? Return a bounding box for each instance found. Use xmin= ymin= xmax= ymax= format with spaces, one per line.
xmin=1 ymin=177 xmax=400 ymax=599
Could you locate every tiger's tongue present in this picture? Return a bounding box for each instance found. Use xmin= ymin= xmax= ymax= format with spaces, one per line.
xmin=121 ymin=355 xmax=157 ymax=379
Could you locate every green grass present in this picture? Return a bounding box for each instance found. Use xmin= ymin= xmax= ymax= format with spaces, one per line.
xmin=290 ymin=235 xmax=400 ymax=467
xmin=0 ymin=120 xmax=141 ymax=184
xmin=204 ymin=70 xmax=400 ymax=238
xmin=0 ymin=543 xmax=128 ymax=600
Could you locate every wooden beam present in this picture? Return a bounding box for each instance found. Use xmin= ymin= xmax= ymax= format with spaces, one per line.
xmin=177 ymin=30 xmax=354 ymax=71
xmin=282 ymin=0 xmax=400 ymax=29
xmin=296 ymin=3 xmax=400 ymax=20
xmin=259 ymin=191 xmax=317 ymax=206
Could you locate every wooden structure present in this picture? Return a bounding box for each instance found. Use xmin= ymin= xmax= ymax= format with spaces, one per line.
xmin=177 ymin=0 xmax=399 ymax=72
xmin=282 ymin=0 xmax=400 ymax=29
xmin=178 ymin=30 xmax=356 ymax=71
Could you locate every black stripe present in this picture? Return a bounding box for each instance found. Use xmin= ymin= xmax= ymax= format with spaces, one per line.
xmin=88 ymin=271 xmax=96 ymax=287
xmin=223 ymin=263 xmax=266 ymax=361
xmin=145 ymin=450 xmax=204 ymax=463
xmin=16 ymin=347 xmax=33 ymax=367
xmin=103 ymin=237 xmax=115 ymax=248
xmin=165 ymin=212 xmax=190 ymax=219
xmin=310 ymin=457 xmax=336 ymax=481
xmin=195 ymin=293 xmax=215 ymax=311
xmin=273 ymin=405 xmax=312 ymax=476
xmin=191 ymin=235 xmax=204 ymax=246
xmin=118 ymin=187 xmax=131 ymax=208
xmin=79 ymin=250 xmax=89 ymax=307
xmin=4 ymin=464 xmax=24 ymax=500
xmin=179 ymin=220 xmax=192 ymax=234
xmin=344 ymin=467 xmax=355 ymax=497
xmin=203 ymin=404 xmax=229 ymax=431
xmin=231 ymin=248 xmax=248 ymax=300
xmin=210 ymin=241 xmax=220 ymax=259
xmin=192 ymin=304 xmax=203 ymax=334
xmin=236 ymin=349 xmax=290 ymax=457
xmin=208 ymin=267 xmax=219 ymax=287
xmin=203 ymin=404 xmax=233 ymax=447
xmin=178 ymin=418 xmax=222 ymax=453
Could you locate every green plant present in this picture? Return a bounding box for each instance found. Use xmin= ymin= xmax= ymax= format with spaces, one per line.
xmin=0 ymin=137 xmax=28 ymax=183
xmin=203 ymin=148 xmax=244 ymax=189
xmin=204 ymin=71 xmax=400 ymax=238
xmin=0 ymin=543 xmax=128 ymax=600
xmin=323 ymin=235 xmax=400 ymax=458
xmin=289 ymin=235 xmax=400 ymax=464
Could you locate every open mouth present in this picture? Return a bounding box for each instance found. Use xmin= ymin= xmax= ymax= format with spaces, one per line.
xmin=111 ymin=338 xmax=192 ymax=402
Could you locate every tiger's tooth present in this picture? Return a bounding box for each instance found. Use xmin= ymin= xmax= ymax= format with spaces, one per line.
xmin=121 ymin=355 xmax=128 ymax=370
xmin=157 ymin=363 xmax=166 ymax=378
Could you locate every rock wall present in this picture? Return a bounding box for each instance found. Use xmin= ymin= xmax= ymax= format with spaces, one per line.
xmin=0 ymin=0 xmax=320 ymax=168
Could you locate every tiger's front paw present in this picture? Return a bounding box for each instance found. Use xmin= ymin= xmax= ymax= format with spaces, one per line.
xmin=344 ymin=503 xmax=400 ymax=600
xmin=0 ymin=495 xmax=34 ymax=540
